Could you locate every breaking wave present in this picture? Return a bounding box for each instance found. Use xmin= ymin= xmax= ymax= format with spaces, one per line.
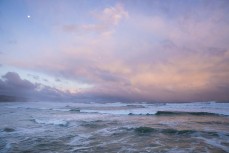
xmin=133 ymin=126 xmax=219 ymax=136
xmin=32 ymin=119 xmax=68 ymax=126
xmin=154 ymin=111 xmax=225 ymax=116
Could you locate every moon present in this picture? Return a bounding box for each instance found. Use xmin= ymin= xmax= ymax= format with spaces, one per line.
xmin=27 ymin=15 xmax=31 ymax=19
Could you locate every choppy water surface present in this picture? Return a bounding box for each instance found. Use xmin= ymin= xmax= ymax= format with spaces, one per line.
xmin=0 ymin=101 xmax=229 ymax=153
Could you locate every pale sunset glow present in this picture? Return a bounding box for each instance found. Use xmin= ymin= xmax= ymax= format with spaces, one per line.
xmin=0 ymin=0 xmax=229 ymax=102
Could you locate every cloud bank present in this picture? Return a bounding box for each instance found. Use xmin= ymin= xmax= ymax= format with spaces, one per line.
xmin=0 ymin=72 xmax=73 ymax=101
xmin=0 ymin=1 xmax=229 ymax=102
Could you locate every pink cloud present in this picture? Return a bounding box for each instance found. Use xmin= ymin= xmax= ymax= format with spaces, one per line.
xmin=1 ymin=2 xmax=229 ymax=102
xmin=62 ymin=4 xmax=128 ymax=34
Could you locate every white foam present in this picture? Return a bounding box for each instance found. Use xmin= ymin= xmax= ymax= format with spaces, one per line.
xmin=163 ymin=102 xmax=229 ymax=116
xmin=80 ymin=108 xmax=157 ymax=115
xmin=79 ymin=102 xmax=229 ymax=116
xmin=2 ymin=101 xmax=229 ymax=116
xmin=52 ymin=108 xmax=71 ymax=112
xmin=95 ymin=128 xmax=115 ymax=136
xmin=33 ymin=118 xmax=68 ymax=126
xmin=69 ymin=133 xmax=92 ymax=145
xmin=196 ymin=137 xmax=229 ymax=152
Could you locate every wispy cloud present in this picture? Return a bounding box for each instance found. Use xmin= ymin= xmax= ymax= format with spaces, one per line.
xmin=0 ymin=1 xmax=229 ymax=102
xmin=63 ymin=4 xmax=128 ymax=34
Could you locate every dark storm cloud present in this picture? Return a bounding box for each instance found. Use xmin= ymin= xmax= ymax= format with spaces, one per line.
xmin=0 ymin=72 xmax=72 ymax=101
xmin=2 ymin=72 xmax=36 ymax=91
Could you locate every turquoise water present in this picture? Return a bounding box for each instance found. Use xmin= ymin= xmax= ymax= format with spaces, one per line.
xmin=0 ymin=101 xmax=229 ymax=153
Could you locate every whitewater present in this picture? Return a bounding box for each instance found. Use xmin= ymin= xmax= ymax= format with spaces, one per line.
xmin=0 ymin=101 xmax=229 ymax=152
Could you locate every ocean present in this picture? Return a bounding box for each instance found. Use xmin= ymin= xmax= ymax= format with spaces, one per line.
xmin=0 ymin=101 xmax=228 ymax=153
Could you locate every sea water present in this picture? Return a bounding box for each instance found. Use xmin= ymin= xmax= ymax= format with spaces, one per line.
xmin=0 ymin=101 xmax=228 ymax=153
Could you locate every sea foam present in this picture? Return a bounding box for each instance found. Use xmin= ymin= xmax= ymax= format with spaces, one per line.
xmin=33 ymin=118 xmax=68 ymax=126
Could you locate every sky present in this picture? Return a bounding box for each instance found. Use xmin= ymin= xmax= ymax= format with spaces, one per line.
xmin=0 ymin=0 xmax=229 ymax=102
